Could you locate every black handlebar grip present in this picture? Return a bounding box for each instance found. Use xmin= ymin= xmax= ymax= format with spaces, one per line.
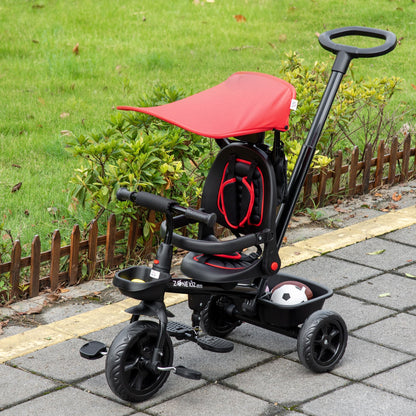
xmin=133 ymin=192 xmax=175 ymax=213
xmin=183 ymin=207 xmax=217 ymax=228
xmin=116 ymin=187 xmax=134 ymax=202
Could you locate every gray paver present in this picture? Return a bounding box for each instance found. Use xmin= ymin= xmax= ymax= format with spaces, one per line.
xmin=301 ymin=383 xmax=416 ymax=416
xmin=9 ymin=338 xmax=104 ymax=383
xmin=365 ymin=359 xmax=416 ymax=401
xmin=354 ymin=313 xmax=416 ymax=355
xmin=148 ymin=383 xmax=272 ymax=416
xmin=329 ymin=237 xmax=416 ymax=270
xmin=172 ymin=340 xmax=272 ymax=381
xmin=331 ymin=335 xmax=412 ymax=380
xmin=78 ymin=369 xmax=207 ymax=410
xmin=283 ymin=256 xmax=380 ymax=289
xmin=224 ymin=358 xmax=348 ymax=406
xmin=0 ymin=387 xmax=132 ymax=416
xmin=324 ymin=293 xmax=393 ymax=330
xmin=229 ymin=322 xmax=297 ymax=355
xmin=340 ymin=273 xmax=416 ymax=310
xmin=382 ymin=224 xmax=416 ymax=246
xmin=0 ymin=364 xmax=58 ymax=409
xmin=37 ymin=301 xmax=102 ymax=324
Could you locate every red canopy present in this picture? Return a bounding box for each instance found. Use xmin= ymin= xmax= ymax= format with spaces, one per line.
xmin=117 ymin=72 xmax=296 ymax=139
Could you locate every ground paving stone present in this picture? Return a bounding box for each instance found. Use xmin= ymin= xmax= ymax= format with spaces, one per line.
xmin=36 ymin=300 xmax=102 ymax=324
xmin=329 ymin=237 xmax=416 ymax=271
xmin=78 ymin=368 xmax=207 ymax=410
xmin=82 ymin=320 xmax=129 ymax=346
xmin=172 ymin=339 xmax=272 ymax=382
xmin=340 ymin=273 xmax=416 ymax=310
xmin=0 ymin=364 xmax=58 ymax=409
xmin=223 ymin=357 xmax=348 ymax=406
xmin=9 ymin=338 xmax=104 ymax=383
xmin=283 ymin=256 xmax=380 ymax=289
xmin=147 ymin=383 xmax=273 ymax=416
xmin=324 ymin=293 xmax=394 ymax=330
xmin=353 ymin=313 xmax=416 ymax=355
xmin=365 ymin=358 xmax=416 ymax=401
xmin=300 ymin=383 xmax=416 ymax=416
xmin=229 ymin=323 xmax=297 ymax=355
xmin=0 ymin=386 xmax=133 ymax=416
xmin=381 ymin=223 xmax=416 ymax=246
xmin=330 ymin=335 xmax=413 ymax=380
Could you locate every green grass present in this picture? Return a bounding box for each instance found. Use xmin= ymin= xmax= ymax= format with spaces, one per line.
xmin=1 ymin=0 xmax=416 ymax=253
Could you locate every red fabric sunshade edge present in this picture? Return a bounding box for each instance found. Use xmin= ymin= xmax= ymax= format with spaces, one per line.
xmin=117 ymin=72 xmax=296 ymax=139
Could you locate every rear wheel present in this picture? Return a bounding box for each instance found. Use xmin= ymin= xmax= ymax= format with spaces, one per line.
xmin=297 ymin=310 xmax=347 ymax=373
xmin=105 ymin=320 xmax=173 ymax=402
xmin=200 ymin=295 xmax=241 ymax=338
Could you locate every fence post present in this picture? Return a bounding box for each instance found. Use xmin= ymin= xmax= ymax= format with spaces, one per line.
xmin=50 ymin=230 xmax=61 ymax=291
xmin=317 ymin=167 xmax=328 ymax=207
xmin=362 ymin=143 xmax=372 ymax=194
xmin=401 ymin=134 xmax=411 ymax=182
xmin=10 ymin=240 xmax=21 ymax=299
xmin=105 ymin=214 xmax=116 ymax=269
xmin=69 ymin=224 xmax=80 ymax=285
xmin=88 ymin=219 xmax=98 ymax=279
xmin=375 ymin=140 xmax=385 ymax=187
xmin=30 ymin=235 xmax=41 ymax=297
xmin=331 ymin=150 xmax=342 ymax=196
xmin=349 ymin=146 xmax=359 ymax=196
xmin=388 ymin=136 xmax=398 ymax=185
xmin=127 ymin=214 xmax=140 ymax=258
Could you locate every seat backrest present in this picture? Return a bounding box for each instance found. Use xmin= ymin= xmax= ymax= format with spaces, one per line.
xmin=200 ymin=142 xmax=278 ymax=237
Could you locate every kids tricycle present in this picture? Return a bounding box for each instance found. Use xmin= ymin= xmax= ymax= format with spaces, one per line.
xmin=80 ymin=27 xmax=396 ymax=402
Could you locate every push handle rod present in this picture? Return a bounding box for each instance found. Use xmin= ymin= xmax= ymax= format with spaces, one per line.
xmin=275 ymin=27 xmax=397 ymax=249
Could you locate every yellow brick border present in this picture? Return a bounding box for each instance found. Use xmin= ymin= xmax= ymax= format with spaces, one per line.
xmin=1 ymin=205 xmax=415 ymax=363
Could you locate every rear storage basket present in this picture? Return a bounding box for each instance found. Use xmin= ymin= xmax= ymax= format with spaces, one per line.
xmin=257 ymin=273 xmax=333 ymax=328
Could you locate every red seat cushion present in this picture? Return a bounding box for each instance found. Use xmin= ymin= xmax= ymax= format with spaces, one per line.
xmin=117 ymin=72 xmax=296 ymax=139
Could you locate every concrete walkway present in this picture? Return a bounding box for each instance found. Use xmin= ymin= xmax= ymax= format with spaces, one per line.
xmin=0 ymin=183 xmax=416 ymax=415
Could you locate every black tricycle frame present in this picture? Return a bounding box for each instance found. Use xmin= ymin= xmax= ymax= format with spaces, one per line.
xmin=80 ymin=27 xmax=397 ymax=403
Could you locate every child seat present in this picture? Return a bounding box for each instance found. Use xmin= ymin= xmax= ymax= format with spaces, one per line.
xmin=118 ymin=72 xmax=296 ymax=285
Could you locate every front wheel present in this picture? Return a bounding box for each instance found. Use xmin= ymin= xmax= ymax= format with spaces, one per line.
xmin=105 ymin=320 xmax=173 ymax=402
xmin=297 ymin=310 xmax=347 ymax=373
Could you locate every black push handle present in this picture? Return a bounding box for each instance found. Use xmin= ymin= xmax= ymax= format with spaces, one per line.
xmin=319 ymin=26 xmax=397 ymax=58
xmin=116 ymin=188 xmax=216 ymax=227
xmin=319 ymin=27 xmax=397 ymax=74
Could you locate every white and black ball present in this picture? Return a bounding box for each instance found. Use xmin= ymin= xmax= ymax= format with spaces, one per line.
xmin=270 ymin=281 xmax=313 ymax=306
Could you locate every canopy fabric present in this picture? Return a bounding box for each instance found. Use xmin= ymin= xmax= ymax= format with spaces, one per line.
xmin=117 ymin=72 xmax=296 ymax=139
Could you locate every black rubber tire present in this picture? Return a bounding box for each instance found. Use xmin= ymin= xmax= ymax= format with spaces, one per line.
xmin=297 ymin=310 xmax=348 ymax=373
xmin=200 ymin=295 xmax=241 ymax=338
xmin=105 ymin=320 xmax=173 ymax=402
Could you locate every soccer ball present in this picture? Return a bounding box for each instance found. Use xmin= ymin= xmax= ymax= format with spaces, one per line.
xmin=270 ymin=281 xmax=312 ymax=305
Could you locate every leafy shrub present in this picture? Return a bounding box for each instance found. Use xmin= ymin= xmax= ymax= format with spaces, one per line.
xmin=66 ymin=84 xmax=213 ymax=256
xmin=280 ymin=52 xmax=407 ymax=166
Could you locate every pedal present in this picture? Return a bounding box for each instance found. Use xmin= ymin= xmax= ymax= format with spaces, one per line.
xmin=80 ymin=341 xmax=107 ymax=360
xmin=196 ymin=335 xmax=234 ymax=353
xmin=174 ymin=365 xmax=202 ymax=380
xmin=167 ymin=321 xmax=196 ymax=341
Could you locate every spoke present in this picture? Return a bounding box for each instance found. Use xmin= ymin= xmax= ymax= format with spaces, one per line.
xmin=328 ymin=327 xmax=340 ymax=341
xmin=124 ymin=357 xmax=140 ymax=373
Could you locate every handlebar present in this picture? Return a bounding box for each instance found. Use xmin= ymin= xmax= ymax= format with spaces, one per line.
xmin=116 ymin=188 xmax=217 ymax=228
xmin=319 ymin=26 xmax=397 ymax=74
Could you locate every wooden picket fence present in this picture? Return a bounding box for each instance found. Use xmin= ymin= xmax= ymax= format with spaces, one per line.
xmin=0 ymin=134 xmax=415 ymax=302
xmin=303 ymin=134 xmax=416 ymax=207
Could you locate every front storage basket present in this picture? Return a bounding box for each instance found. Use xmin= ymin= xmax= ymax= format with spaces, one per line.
xmin=113 ymin=266 xmax=171 ymax=301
